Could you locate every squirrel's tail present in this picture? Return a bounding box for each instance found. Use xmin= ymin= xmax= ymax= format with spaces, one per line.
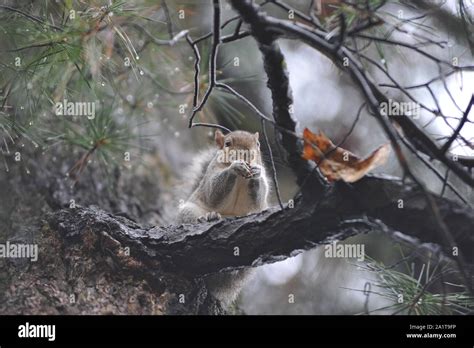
xmin=173 ymin=147 xmax=216 ymax=213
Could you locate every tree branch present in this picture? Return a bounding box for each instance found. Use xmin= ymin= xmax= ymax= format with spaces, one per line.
xmin=229 ymin=2 xmax=474 ymax=186
xmin=188 ymin=0 xmax=221 ymax=129
xmin=229 ymin=0 xmax=320 ymax=192
xmin=48 ymin=176 xmax=474 ymax=277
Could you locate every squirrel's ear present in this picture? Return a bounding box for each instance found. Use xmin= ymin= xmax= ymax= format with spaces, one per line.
xmin=215 ymin=130 xmax=225 ymax=148
xmin=254 ymin=132 xmax=259 ymax=139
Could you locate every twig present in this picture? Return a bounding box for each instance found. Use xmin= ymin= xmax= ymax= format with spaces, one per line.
xmin=215 ymin=83 xmax=273 ymax=123
xmin=441 ymin=94 xmax=474 ymax=153
xmin=160 ymin=0 xmax=174 ymax=39
xmin=188 ymin=0 xmax=221 ymax=129
xmin=192 ymin=14 xmax=241 ymax=45
xmin=261 ymin=118 xmax=284 ymax=209
xmin=191 ymin=122 xmax=230 ymax=133
xmin=129 ymin=23 xmax=188 ymax=46
xmin=440 ymin=169 xmax=449 ymax=197
xmin=186 ymin=34 xmax=201 ymax=108
xmin=269 ymin=0 xmax=325 ymax=32
xmin=398 ymin=134 xmax=469 ymax=205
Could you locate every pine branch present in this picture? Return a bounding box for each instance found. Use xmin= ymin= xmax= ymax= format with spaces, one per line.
xmin=48 ymin=175 xmax=474 ymax=277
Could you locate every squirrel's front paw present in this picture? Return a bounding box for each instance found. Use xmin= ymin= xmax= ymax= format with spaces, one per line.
xmin=197 ymin=211 xmax=222 ymax=223
xmin=247 ymin=165 xmax=262 ymax=179
xmin=230 ymin=160 xmax=252 ymax=178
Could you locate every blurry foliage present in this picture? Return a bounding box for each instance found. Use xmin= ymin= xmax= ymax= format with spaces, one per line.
xmin=0 ymin=0 xmax=223 ymax=175
xmin=0 ymin=0 xmax=268 ymax=179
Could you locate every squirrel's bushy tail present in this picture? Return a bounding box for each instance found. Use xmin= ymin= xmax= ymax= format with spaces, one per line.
xmin=173 ymin=148 xmax=216 ymax=211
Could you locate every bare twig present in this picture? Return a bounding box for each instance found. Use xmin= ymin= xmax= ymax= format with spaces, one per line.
xmin=261 ymin=118 xmax=284 ymax=209
xmin=186 ymin=34 xmax=201 ymax=108
xmin=188 ymin=0 xmax=221 ymax=129
xmin=129 ymin=23 xmax=188 ymax=46
xmin=441 ymin=94 xmax=474 ymax=153
xmin=160 ymin=0 xmax=174 ymax=39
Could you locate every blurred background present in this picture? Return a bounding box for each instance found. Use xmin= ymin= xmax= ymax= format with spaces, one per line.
xmin=0 ymin=0 xmax=472 ymax=314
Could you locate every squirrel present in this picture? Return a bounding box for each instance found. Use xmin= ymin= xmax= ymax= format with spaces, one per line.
xmin=176 ymin=129 xmax=270 ymax=310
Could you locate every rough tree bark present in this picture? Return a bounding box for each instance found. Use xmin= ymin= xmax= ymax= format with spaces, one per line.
xmin=48 ymin=175 xmax=474 ymax=278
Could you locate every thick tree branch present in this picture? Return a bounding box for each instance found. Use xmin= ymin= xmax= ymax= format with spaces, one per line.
xmin=48 ymin=176 xmax=474 ymax=278
xmin=229 ymin=0 xmax=321 ymax=192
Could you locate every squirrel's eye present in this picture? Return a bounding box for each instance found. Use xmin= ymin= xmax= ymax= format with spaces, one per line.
xmin=256 ymin=140 xmax=260 ymax=147
xmin=224 ymin=140 xmax=231 ymax=147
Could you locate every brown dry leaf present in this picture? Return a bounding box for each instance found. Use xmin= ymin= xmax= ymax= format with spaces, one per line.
xmin=302 ymin=128 xmax=391 ymax=183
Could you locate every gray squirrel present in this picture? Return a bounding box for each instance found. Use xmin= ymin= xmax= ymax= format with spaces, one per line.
xmin=176 ymin=129 xmax=270 ymax=309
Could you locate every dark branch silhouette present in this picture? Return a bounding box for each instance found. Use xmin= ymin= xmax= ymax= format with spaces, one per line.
xmin=48 ymin=175 xmax=474 ymax=277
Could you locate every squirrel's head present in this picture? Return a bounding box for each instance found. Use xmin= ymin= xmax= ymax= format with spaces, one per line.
xmin=215 ymin=130 xmax=261 ymax=165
